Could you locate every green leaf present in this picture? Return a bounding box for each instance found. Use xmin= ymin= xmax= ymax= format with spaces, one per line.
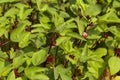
xmin=26 ymin=57 xmax=32 ymax=67
xmin=65 ymin=55 xmax=76 ymax=64
xmin=32 ymin=49 xmax=48 ymax=66
xmin=108 ymin=26 xmax=120 ymax=39
xmin=75 ymin=17 xmax=87 ymax=35
xmin=87 ymin=27 xmax=101 ymax=39
xmin=13 ymin=55 xmax=26 ymax=68
xmin=113 ymin=76 xmax=120 ymax=80
xmin=15 ymin=77 xmax=23 ymax=80
xmin=9 ymin=48 xmax=16 ymax=59
xmin=87 ymin=60 xmax=104 ymax=79
xmin=5 ymin=8 xmax=19 ymax=17
xmin=99 ymin=9 xmax=120 ymax=23
xmin=108 ymin=49 xmax=114 ymax=56
xmin=66 ymin=32 xmax=86 ymax=40
xmin=113 ymin=0 xmax=120 ymax=8
xmin=70 ymin=4 xmax=78 ymax=15
xmin=10 ymin=21 xmax=31 ymax=42
xmin=0 ymin=7 xmax=2 ymax=16
xmin=54 ymin=65 xmax=72 ymax=80
xmin=25 ymin=67 xmax=48 ymax=75
xmin=31 ymin=27 xmax=46 ymax=33
xmin=87 ymin=34 xmax=101 ymax=39
xmin=32 ymin=23 xmax=50 ymax=30
xmin=31 ymin=23 xmax=50 ymax=33
xmin=80 ymin=44 xmax=88 ymax=62
xmin=108 ymin=56 xmax=120 ymax=75
xmin=60 ymin=11 xmax=70 ymax=18
xmin=0 ymin=51 xmax=8 ymax=59
xmin=94 ymin=48 xmax=107 ymax=57
xmin=0 ymin=0 xmax=20 ymax=3
xmin=0 ymin=17 xmax=8 ymax=26
xmin=76 ymin=0 xmax=87 ymax=11
xmin=7 ymin=71 xmax=15 ymax=80
xmin=85 ymin=3 xmax=101 ymax=16
xmin=22 ymin=9 xmax=33 ymax=20
xmin=19 ymin=32 xmax=30 ymax=48
xmin=107 ymin=0 xmax=112 ymax=3
xmin=61 ymin=41 xmax=74 ymax=52
xmin=0 ymin=61 xmax=4 ymax=75
xmin=85 ymin=0 xmax=96 ymax=4
xmin=56 ymin=18 xmax=75 ymax=32
xmin=36 ymin=0 xmax=48 ymax=12
xmin=1 ymin=65 xmax=13 ymax=76
xmin=56 ymin=36 xmax=70 ymax=45
xmin=55 ymin=16 xmax=64 ymax=29
xmin=14 ymin=3 xmax=29 ymax=20
xmin=14 ymin=3 xmax=28 ymax=9
xmin=39 ymin=15 xmax=50 ymax=24
xmin=0 ymin=27 xmax=6 ymax=37
xmin=25 ymin=67 xmax=49 ymax=80
xmin=19 ymin=8 xmax=24 ymax=20
xmin=82 ymin=72 xmax=96 ymax=80
xmin=32 ymin=74 xmax=49 ymax=80
xmin=10 ymin=24 xmax=26 ymax=42
xmin=31 ymin=33 xmax=46 ymax=48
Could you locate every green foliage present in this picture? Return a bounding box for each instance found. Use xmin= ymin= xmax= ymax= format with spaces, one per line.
xmin=108 ymin=56 xmax=120 ymax=75
xmin=25 ymin=67 xmax=49 ymax=80
xmin=7 ymin=71 xmax=15 ymax=80
xmin=54 ymin=65 xmax=72 ymax=80
xmin=0 ymin=0 xmax=120 ymax=80
xmin=32 ymin=49 xmax=48 ymax=66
